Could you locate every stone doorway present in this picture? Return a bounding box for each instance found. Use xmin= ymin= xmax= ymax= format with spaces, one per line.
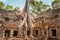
xmin=13 ymin=30 xmax=18 ymax=37
xmin=51 ymin=30 xmax=56 ymax=36
xmin=5 ymin=30 xmax=10 ymax=37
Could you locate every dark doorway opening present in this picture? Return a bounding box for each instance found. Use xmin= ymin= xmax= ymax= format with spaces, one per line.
xmin=4 ymin=17 xmax=9 ymax=21
xmin=52 ymin=29 xmax=56 ymax=36
xmin=35 ymin=30 xmax=38 ymax=35
xmin=27 ymin=30 xmax=30 ymax=36
xmin=44 ymin=31 xmax=46 ymax=35
xmin=13 ymin=30 xmax=18 ymax=37
xmin=5 ymin=30 xmax=10 ymax=37
xmin=34 ymin=30 xmax=38 ymax=37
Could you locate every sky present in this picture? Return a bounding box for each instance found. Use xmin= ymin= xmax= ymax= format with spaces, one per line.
xmin=0 ymin=0 xmax=54 ymax=10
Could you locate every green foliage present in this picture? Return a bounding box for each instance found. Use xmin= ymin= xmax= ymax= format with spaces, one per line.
xmin=0 ymin=2 xmax=20 ymax=11
xmin=15 ymin=7 xmax=20 ymax=11
xmin=30 ymin=0 xmax=49 ymax=16
xmin=5 ymin=5 xmax=14 ymax=11
xmin=41 ymin=4 xmax=49 ymax=9
xmin=30 ymin=0 xmax=43 ymax=11
xmin=0 ymin=2 xmax=5 ymax=9
xmin=52 ymin=0 xmax=60 ymax=9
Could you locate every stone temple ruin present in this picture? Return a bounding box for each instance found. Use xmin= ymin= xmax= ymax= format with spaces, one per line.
xmin=0 ymin=0 xmax=60 ymax=40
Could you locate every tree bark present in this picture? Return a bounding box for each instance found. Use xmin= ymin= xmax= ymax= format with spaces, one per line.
xmin=18 ymin=0 xmax=34 ymax=40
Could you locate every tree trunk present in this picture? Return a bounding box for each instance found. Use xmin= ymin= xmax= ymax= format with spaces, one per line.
xmin=18 ymin=0 xmax=34 ymax=40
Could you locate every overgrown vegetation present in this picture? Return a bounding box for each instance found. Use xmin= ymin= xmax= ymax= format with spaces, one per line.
xmin=30 ymin=0 xmax=49 ymax=16
xmin=30 ymin=0 xmax=60 ymax=16
xmin=0 ymin=2 xmax=20 ymax=11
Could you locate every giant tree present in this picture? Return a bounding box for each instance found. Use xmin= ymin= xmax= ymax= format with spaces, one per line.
xmin=18 ymin=0 xmax=34 ymax=39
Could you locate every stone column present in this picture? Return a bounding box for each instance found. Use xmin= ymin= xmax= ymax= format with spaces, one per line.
xmin=45 ymin=38 xmax=48 ymax=40
xmin=10 ymin=30 xmax=13 ymax=38
xmin=3 ymin=30 xmax=5 ymax=38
